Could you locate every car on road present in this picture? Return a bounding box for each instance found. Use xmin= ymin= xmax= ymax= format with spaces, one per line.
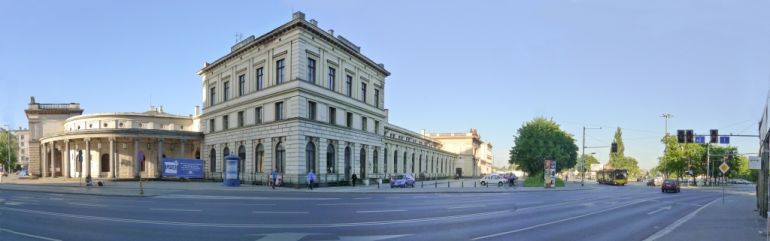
xmin=390 ymin=174 xmax=415 ymax=188
xmin=479 ymin=174 xmax=506 ymax=186
xmin=646 ymin=179 xmax=655 ymax=186
xmin=661 ymin=179 xmax=680 ymax=193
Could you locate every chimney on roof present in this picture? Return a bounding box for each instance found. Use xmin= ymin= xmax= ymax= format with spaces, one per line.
xmin=309 ymin=19 xmax=318 ymax=26
xmin=292 ymin=11 xmax=305 ymax=20
xmin=328 ymin=29 xmax=334 ymax=36
xmin=158 ymin=105 xmax=164 ymax=113
xmin=194 ymin=105 xmax=200 ymax=116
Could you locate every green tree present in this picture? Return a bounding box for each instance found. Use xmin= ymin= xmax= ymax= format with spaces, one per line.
xmin=509 ymin=117 xmax=579 ymax=175
xmin=0 ymin=129 xmax=17 ymax=171
xmin=579 ymin=154 xmax=599 ymax=172
xmin=607 ymin=127 xmax=640 ymax=176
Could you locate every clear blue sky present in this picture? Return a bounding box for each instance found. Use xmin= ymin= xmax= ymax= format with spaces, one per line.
xmin=2 ymin=0 xmax=769 ymax=169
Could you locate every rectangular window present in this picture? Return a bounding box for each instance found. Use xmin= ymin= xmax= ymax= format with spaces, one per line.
xmin=345 ymin=75 xmax=352 ymax=97
xmin=223 ymin=81 xmax=230 ymax=101
xmin=361 ymin=82 xmax=367 ymax=103
xmin=276 ymin=59 xmax=285 ymax=84
xmin=209 ymin=119 xmax=215 ymax=133
xmin=308 ymin=101 xmax=317 ymax=121
xmin=255 ymin=107 xmax=262 ymax=124
xmin=256 ymin=67 xmax=264 ymax=90
xmin=346 ymin=112 xmax=353 ymax=128
xmin=329 ymin=107 xmax=336 ymax=125
xmin=238 ymin=74 xmax=245 ymax=97
xmin=222 ymin=115 xmax=229 ymax=130
xmin=275 ymin=102 xmax=284 ymax=121
xmin=307 ymin=58 xmax=316 ymax=83
xmin=362 ymin=117 xmax=368 ymax=131
xmin=328 ymin=67 xmax=336 ymax=90
xmin=374 ymin=89 xmax=380 ymax=108
xmin=375 ymin=120 xmax=380 ymax=134
xmin=237 ymin=111 xmax=244 ymax=127
xmin=209 ymin=86 xmax=216 ymax=106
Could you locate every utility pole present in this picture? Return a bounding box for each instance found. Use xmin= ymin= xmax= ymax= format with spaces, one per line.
xmin=581 ymin=126 xmax=602 ymax=186
xmin=661 ymin=114 xmax=673 ymax=136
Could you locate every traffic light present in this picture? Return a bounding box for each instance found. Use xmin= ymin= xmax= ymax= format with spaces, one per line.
xmin=685 ymin=129 xmax=694 ymax=143
xmin=677 ymin=130 xmax=685 ymax=143
xmin=710 ymin=129 xmax=718 ymax=143
xmin=611 ymin=142 xmax=618 ymax=153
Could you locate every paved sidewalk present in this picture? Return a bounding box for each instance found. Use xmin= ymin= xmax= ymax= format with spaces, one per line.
xmin=651 ymin=192 xmax=766 ymax=241
xmin=0 ymin=175 xmax=593 ymax=196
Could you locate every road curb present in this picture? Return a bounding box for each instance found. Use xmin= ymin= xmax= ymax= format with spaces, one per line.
xmin=0 ymin=186 xmax=156 ymax=198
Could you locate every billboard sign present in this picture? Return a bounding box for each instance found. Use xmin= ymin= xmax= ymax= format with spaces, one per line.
xmin=162 ymin=158 xmax=204 ymax=178
xmin=544 ymin=160 xmax=556 ymax=188
xmin=750 ymin=156 xmax=761 ymax=170
xmin=224 ymin=155 xmax=240 ymax=186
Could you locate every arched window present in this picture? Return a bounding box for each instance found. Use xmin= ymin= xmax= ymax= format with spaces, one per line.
xmin=383 ymin=148 xmax=388 ymax=174
xmin=139 ymin=151 xmax=146 ymax=172
xmin=222 ymin=147 xmax=230 ymax=172
xmin=411 ymin=153 xmax=415 ymax=173
xmin=254 ymin=144 xmax=264 ymax=173
xmin=393 ymin=150 xmax=398 ymax=173
xmin=100 ymin=154 xmax=110 ymax=172
xmin=238 ymin=145 xmax=246 ymax=178
xmin=275 ymin=142 xmax=285 ymax=173
xmin=419 ymin=155 xmax=422 ymax=173
xmin=373 ymin=149 xmax=379 ymax=173
xmin=209 ymin=148 xmax=217 ymax=172
xmin=326 ymin=144 xmax=335 ymax=173
xmin=344 ymin=146 xmax=351 ymax=179
xmin=306 ymin=142 xmax=316 ymax=173
xmin=195 ymin=148 xmax=200 ymax=159
xmin=359 ymin=147 xmax=366 ymax=179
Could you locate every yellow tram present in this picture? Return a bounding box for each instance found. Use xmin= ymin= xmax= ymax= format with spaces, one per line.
xmin=597 ymin=169 xmax=628 ymax=186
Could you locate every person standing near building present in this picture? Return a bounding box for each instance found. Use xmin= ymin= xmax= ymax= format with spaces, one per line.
xmin=271 ymin=169 xmax=278 ymax=190
xmin=307 ymin=170 xmax=316 ymax=190
xmin=351 ymin=173 xmax=358 ymax=187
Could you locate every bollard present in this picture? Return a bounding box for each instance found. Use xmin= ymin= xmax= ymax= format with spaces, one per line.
xmin=435 ymin=181 xmax=437 ymax=188
xmin=448 ymin=182 xmax=450 ymax=188
xmin=474 ymin=182 xmax=477 ymax=188
xmin=421 ymin=181 xmax=424 ymax=188
xmin=462 ymin=181 xmax=464 ymax=188
xmin=378 ymin=181 xmax=380 ymax=189
xmin=139 ymin=179 xmax=144 ymax=196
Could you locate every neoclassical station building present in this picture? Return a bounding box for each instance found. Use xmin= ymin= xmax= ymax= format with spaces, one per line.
xmin=26 ymin=98 xmax=203 ymax=179
xmin=199 ymin=12 xmax=460 ymax=185
xmin=24 ymin=12 xmax=493 ymax=185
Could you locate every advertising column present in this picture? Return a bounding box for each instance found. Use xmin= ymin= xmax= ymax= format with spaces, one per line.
xmin=224 ymin=155 xmax=240 ymax=186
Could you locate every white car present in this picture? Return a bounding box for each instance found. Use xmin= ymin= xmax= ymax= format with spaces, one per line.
xmin=479 ymin=174 xmax=507 ymax=186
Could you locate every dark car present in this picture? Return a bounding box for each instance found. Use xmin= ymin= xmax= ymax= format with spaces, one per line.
xmin=661 ymin=179 xmax=680 ymax=193
xmin=390 ymin=174 xmax=415 ymax=188
xmin=646 ymin=179 xmax=655 ymax=186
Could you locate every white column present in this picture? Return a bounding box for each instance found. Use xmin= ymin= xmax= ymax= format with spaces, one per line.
xmin=42 ymin=142 xmax=49 ymax=177
xmin=157 ymin=139 xmax=164 ymax=178
xmin=109 ymin=138 xmax=116 ymax=178
xmin=64 ymin=140 xmax=71 ymax=178
xmin=133 ymin=138 xmax=140 ymax=178
xmin=50 ymin=141 xmax=56 ymax=177
xmin=84 ymin=138 xmax=91 ymax=178
xmin=179 ymin=140 xmax=185 ymax=158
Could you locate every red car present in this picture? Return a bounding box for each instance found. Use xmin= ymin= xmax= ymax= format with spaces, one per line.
xmin=661 ymin=179 xmax=680 ymax=193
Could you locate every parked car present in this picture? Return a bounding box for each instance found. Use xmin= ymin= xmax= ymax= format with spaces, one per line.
xmin=390 ymin=174 xmax=415 ymax=188
xmin=479 ymin=174 xmax=506 ymax=186
xmin=661 ymin=179 xmax=680 ymax=193
xmin=646 ymin=179 xmax=655 ymax=186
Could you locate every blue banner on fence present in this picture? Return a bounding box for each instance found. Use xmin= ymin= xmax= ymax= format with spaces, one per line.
xmin=162 ymin=158 xmax=204 ymax=178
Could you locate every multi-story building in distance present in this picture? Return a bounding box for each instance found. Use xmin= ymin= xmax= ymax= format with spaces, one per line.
xmin=12 ymin=127 xmax=29 ymax=171
xmin=423 ymin=129 xmax=494 ymax=177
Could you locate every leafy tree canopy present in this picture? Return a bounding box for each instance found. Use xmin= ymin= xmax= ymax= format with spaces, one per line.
xmin=509 ymin=117 xmax=578 ymax=175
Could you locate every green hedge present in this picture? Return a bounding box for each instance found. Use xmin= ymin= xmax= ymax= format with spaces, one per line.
xmin=524 ymin=175 xmax=565 ymax=187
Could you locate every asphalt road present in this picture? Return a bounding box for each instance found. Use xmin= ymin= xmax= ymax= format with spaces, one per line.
xmin=0 ymin=182 xmax=728 ymax=241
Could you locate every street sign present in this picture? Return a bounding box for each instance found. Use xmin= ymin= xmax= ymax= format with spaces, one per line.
xmin=750 ymin=156 xmax=761 ymax=170
xmin=719 ymin=162 xmax=730 ymax=174
xmin=695 ymin=136 xmax=705 ymax=144
xmin=719 ymin=136 xmax=730 ymax=144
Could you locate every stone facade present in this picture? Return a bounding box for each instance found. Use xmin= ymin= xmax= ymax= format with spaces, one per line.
xmin=12 ymin=128 xmax=29 ymax=170
xmin=423 ymin=129 xmax=494 ymax=177
xmin=199 ymin=12 xmax=457 ymax=185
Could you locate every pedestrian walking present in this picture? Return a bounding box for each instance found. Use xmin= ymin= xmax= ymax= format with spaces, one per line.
xmin=271 ymin=169 xmax=278 ymax=190
xmin=351 ymin=173 xmax=358 ymax=187
xmin=307 ymin=170 xmax=316 ymax=190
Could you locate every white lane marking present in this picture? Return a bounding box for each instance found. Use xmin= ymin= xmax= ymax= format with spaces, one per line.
xmin=337 ymin=234 xmax=411 ymax=241
xmin=196 ymin=202 xmax=276 ymax=206
xmin=49 ymin=197 xmax=64 ymax=201
xmin=0 ymin=206 xmax=512 ymax=228
xmin=353 ymin=197 xmax=371 ymax=200
xmin=318 ymin=202 xmax=379 ymax=206
xmin=642 ymin=198 xmax=719 ymax=241
xmin=647 ymin=206 xmax=672 ymax=215
xmin=156 ymin=194 xmax=338 ymax=201
xmin=0 ymin=227 xmax=62 ymax=241
xmin=251 ymin=211 xmax=308 ymax=214
xmin=355 ymin=209 xmax=407 ymax=213
xmin=5 ymin=201 xmax=24 ymax=206
xmin=471 ymin=200 xmax=648 ymax=240
xmin=448 ymin=205 xmax=486 ymax=209
xmin=150 ymin=208 xmax=201 ymax=212
xmin=68 ymin=203 xmax=108 ymax=208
